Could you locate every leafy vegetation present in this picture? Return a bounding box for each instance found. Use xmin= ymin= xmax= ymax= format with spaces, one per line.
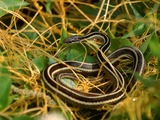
xmin=0 ymin=0 xmax=160 ymax=119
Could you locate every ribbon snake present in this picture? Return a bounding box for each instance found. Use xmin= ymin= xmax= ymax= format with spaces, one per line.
xmin=42 ymin=32 xmax=145 ymax=108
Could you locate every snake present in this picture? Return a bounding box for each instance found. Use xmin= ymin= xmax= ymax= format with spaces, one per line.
xmin=42 ymin=32 xmax=145 ymax=108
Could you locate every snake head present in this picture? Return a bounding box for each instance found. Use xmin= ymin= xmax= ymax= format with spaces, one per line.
xmin=64 ymin=35 xmax=80 ymax=44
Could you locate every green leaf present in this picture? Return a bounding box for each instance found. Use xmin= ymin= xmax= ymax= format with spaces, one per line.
xmin=13 ymin=116 xmax=35 ymax=120
xmin=129 ymin=3 xmax=142 ymax=18
xmin=66 ymin=44 xmax=85 ymax=61
xmin=66 ymin=44 xmax=96 ymax=62
xmin=58 ymin=29 xmax=67 ymax=48
xmin=0 ymin=0 xmax=29 ymax=17
xmin=84 ymin=55 xmax=96 ymax=63
xmin=48 ymin=58 xmax=56 ymax=65
xmin=121 ymin=39 xmax=133 ymax=47
xmin=150 ymin=3 xmax=159 ymax=15
xmin=109 ymin=112 xmax=129 ymax=120
xmin=0 ymin=117 xmax=5 ymax=120
xmin=148 ymin=32 xmax=160 ymax=60
xmin=110 ymin=38 xmax=121 ymax=51
xmin=57 ymin=48 xmax=69 ymax=61
xmin=0 ymin=65 xmax=11 ymax=110
xmin=32 ymin=56 xmax=49 ymax=71
xmin=20 ymin=27 xmax=38 ymax=40
xmin=64 ymin=110 xmax=73 ymax=120
xmin=140 ymin=35 xmax=151 ymax=54
xmin=61 ymin=78 xmax=77 ymax=89
xmin=139 ymin=76 xmax=156 ymax=88
xmin=110 ymin=38 xmax=133 ymax=51
xmin=58 ymin=42 xmax=96 ymax=63
xmin=45 ymin=1 xmax=55 ymax=14
xmin=57 ymin=29 xmax=68 ymax=60
xmin=122 ymin=22 xmax=147 ymax=39
xmin=148 ymin=32 xmax=160 ymax=70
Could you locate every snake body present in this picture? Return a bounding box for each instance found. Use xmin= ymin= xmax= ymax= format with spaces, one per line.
xmin=42 ymin=32 xmax=145 ymax=108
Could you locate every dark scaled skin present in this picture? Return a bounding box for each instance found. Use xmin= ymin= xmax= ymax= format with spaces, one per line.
xmin=64 ymin=35 xmax=82 ymax=43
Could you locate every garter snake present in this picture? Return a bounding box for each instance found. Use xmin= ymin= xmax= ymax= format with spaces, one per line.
xmin=42 ymin=32 xmax=145 ymax=108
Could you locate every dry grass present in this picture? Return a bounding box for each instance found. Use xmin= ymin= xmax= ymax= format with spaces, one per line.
xmin=0 ymin=0 xmax=160 ymax=120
